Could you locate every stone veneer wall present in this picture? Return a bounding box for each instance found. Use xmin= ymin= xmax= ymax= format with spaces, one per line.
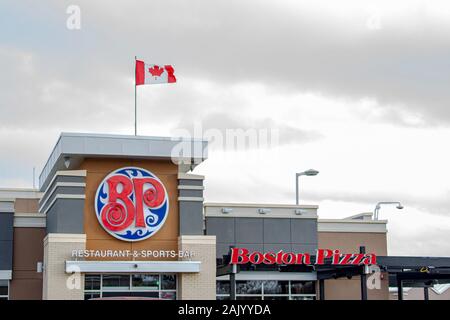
xmin=177 ymin=235 xmax=216 ymax=300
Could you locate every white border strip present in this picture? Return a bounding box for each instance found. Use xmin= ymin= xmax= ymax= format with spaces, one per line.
xmin=178 ymin=185 xmax=205 ymax=190
xmin=318 ymin=221 xmax=387 ymax=233
xmin=0 ymin=270 xmax=12 ymax=280
xmin=40 ymin=170 xmax=86 ymax=197
xmin=178 ymin=197 xmax=204 ymax=202
xmin=0 ymin=188 xmax=41 ymax=199
xmin=66 ymin=261 xmax=201 ymax=273
xmin=14 ymin=213 xmax=46 ymax=228
xmin=0 ymin=201 xmax=14 ymax=213
xmin=39 ymin=182 xmax=86 ymax=210
xmin=178 ymin=173 xmax=204 ymax=180
xmin=41 ymin=194 xmax=85 ymax=214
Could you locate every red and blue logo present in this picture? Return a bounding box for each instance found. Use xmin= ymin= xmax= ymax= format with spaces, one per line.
xmin=95 ymin=167 xmax=169 ymax=242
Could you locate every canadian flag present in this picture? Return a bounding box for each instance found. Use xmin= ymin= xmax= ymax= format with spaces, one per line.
xmin=135 ymin=60 xmax=176 ymax=85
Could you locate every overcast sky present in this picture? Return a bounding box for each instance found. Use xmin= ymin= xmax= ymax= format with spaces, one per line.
xmin=1 ymin=0 xmax=450 ymax=256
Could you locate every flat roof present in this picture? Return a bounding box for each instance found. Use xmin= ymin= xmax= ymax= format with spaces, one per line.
xmin=39 ymin=132 xmax=208 ymax=190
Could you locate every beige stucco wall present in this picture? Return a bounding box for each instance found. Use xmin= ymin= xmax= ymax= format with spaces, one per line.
xmin=177 ymin=235 xmax=216 ymax=300
xmin=321 ymin=276 xmax=389 ymax=300
xmin=43 ymin=234 xmax=86 ymax=300
xmin=318 ymin=232 xmax=387 ymax=255
xmin=318 ymin=231 xmax=389 ymax=300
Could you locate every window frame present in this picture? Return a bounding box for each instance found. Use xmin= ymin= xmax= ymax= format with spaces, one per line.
xmin=84 ymin=274 xmax=177 ymax=300
xmin=216 ymin=280 xmax=316 ymax=300
xmin=0 ymin=280 xmax=9 ymax=300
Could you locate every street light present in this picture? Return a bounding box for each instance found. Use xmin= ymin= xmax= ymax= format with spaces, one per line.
xmin=374 ymin=201 xmax=403 ymax=220
xmin=296 ymin=169 xmax=319 ymax=205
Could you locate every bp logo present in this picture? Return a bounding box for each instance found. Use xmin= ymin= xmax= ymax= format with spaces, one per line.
xmin=95 ymin=167 xmax=169 ymax=242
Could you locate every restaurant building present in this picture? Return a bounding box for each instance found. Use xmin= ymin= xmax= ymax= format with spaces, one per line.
xmin=0 ymin=132 xmax=447 ymax=300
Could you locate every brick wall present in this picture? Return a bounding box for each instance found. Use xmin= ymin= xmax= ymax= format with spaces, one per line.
xmin=43 ymin=234 xmax=86 ymax=300
xmin=178 ymin=235 xmax=216 ymax=300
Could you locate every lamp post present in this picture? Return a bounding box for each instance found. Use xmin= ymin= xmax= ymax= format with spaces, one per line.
xmin=374 ymin=201 xmax=403 ymax=220
xmin=296 ymin=169 xmax=319 ymax=205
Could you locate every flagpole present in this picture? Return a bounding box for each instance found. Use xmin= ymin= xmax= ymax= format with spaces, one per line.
xmin=134 ymin=56 xmax=137 ymax=136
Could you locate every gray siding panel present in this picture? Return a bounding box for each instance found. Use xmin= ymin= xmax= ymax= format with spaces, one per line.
xmin=236 ymin=243 xmax=264 ymax=253
xmin=291 ymin=219 xmax=317 ymax=244
xmin=206 ymin=216 xmax=318 ymax=258
xmin=0 ymin=212 xmax=13 ymax=270
xmin=39 ymin=175 xmax=85 ymax=209
xmin=40 ymin=186 xmax=85 ymax=213
xmin=54 ymin=176 xmax=85 ymax=184
xmin=179 ymin=189 xmax=203 ymax=198
xmin=235 ymin=218 xmax=264 ymax=243
xmin=0 ymin=214 xmax=14 ymax=241
xmin=178 ymin=176 xmax=204 ymax=236
xmin=46 ymin=199 xmax=84 ymax=234
xmin=205 ymin=217 xmax=235 ymax=243
xmin=291 ymin=244 xmax=318 ymax=254
xmin=216 ymin=243 xmax=234 ymax=258
xmin=263 ymin=218 xmax=291 ymax=244
xmin=179 ymin=201 xmax=203 ymax=235
xmin=263 ymin=243 xmax=292 ymax=253
xmin=45 ymin=205 xmax=58 ymax=234
xmin=179 ymin=179 xmax=203 ymax=187
xmin=0 ymin=241 xmax=13 ymax=270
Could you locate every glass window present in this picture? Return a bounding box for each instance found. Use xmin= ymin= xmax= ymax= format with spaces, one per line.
xmin=161 ymin=275 xmax=176 ymax=290
xmin=264 ymin=296 xmax=289 ymax=300
xmin=102 ymin=275 xmax=130 ymax=290
xmin=102 ymin=291 xmax=159 ymax=298
xmin=84 ymin=292 xmax=100 ymax=300
xmin=84 ymin=274 xmax=176 ymax=299
xmin=0 ymin=287 xmax=8 ymax=296
xmin=291 ymin=295 xmax=316 ymax=300
xmin=263 ymin=281 xmax=289 ymax=294
xmin=132 ymin=274 xmax=159 ymax=290
xmin=290 ymin=281 xmax=315 ymax=294
xmin=85 ymin=275 xmax=101 ymax=291
xmin=0 ymin=280 xmax=8 ymax=298
xmin=160 ymin=291 xmax=176 ymax=300
xmin=216 ymin=281 xmax=230 ymax=294
xmin=216 ymin=279 xmax=316 ymax=300
xmin=236 ymin=296 xmax=262 ymax=300
xmin=236 ymin=280 xmax=262 ymax=295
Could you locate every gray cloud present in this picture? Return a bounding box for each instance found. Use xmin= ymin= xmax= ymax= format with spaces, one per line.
xmin=175 ymin=112 xmax=322 ymax=150
xmin=73 ymin=1 xmax=450 ymax=125
xmin=289 ymin=188 xmax=450 ymax=218
xmin=390 ymin=227 xmax=450 ymax=256
xmin=2 ymin=0 xmax=450 ymax=130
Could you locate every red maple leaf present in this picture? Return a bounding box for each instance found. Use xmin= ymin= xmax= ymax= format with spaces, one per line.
xmin=149 ymin=65 xmax=164 ymax=77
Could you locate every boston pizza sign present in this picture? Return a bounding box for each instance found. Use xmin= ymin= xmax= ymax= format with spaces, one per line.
xmin=95 ymin=167 xmax=169 ymax=242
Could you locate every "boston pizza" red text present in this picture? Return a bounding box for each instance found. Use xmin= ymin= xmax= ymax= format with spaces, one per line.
xmin=230 ymin=247 xmax=376 ymax=265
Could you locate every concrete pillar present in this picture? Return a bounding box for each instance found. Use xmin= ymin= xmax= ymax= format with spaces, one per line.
xmin=177 ymin=235 xmax=216 ymax=300
xmin=42 ymin=234 xmax=86 ymax=300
